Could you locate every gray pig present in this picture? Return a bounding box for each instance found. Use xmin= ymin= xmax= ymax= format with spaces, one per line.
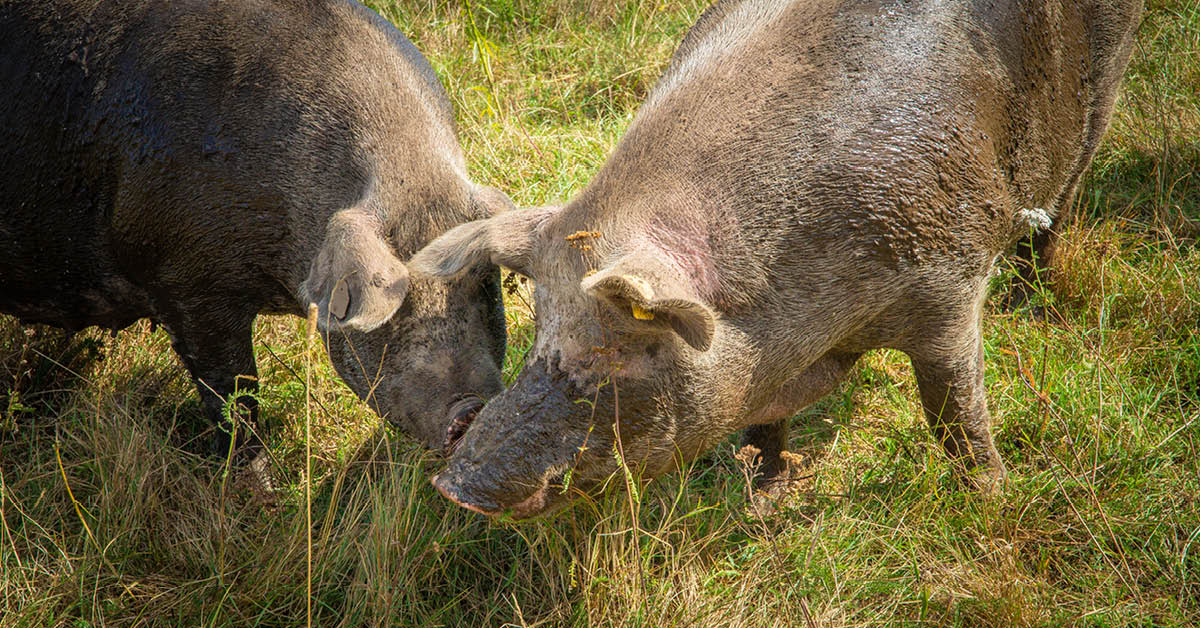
xmin=0 ymin=0 xmax=508 ymax=458
xmin=412 ymin=0 xmax=1142 ymax=517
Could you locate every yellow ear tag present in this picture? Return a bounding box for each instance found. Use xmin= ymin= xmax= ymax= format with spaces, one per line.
xmin=631 ymin=303 xmax=655 ymax=320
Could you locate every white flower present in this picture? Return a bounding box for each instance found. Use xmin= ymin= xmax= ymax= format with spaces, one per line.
xmin=1015 ymin=207 xmax=1054 ymax=231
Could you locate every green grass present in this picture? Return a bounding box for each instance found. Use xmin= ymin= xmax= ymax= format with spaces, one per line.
xmin=3 ymin=1 xmax=1198 ymax=626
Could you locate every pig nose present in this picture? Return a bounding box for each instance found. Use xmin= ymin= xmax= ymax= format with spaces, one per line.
xmin=442 ymin=395 xmax=485 ymax=453
xmin=432 ymin=472 xmax=500 ymax=515
xmin=432 ymin=468 xmax=553 ymax=519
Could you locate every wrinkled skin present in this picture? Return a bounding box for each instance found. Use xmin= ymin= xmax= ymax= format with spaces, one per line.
xmin=412 ymin=0 xmax=1142 ymax=518
xmin=0 ymin=0 xmax=507 ymax=458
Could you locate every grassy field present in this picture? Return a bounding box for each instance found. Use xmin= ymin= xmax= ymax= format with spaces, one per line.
xmin=2 ymin=1 xmax=1198 ymax=625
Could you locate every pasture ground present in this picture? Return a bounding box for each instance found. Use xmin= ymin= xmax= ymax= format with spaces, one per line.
xmin=2 ymin=1 xmax=1198 ymax=625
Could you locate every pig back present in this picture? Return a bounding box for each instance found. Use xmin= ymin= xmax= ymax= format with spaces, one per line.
xmin=577 ymin=0 xmax=1134 ymax=309
xmin=0 ymin=0 xmax=462 ymax=329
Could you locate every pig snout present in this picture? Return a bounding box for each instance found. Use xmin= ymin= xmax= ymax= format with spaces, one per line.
xmin=433 ymin=464 xmax=557 ymax=518
xmin=432 ymin=360 xmax=588 ymax=518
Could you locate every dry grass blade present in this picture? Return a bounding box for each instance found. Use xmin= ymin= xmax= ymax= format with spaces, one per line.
xmin=306 ymin=303 xmax=318 ymax=628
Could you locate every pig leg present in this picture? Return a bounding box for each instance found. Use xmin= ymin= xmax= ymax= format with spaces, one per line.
xmin=1007 ymin=190 xmax=1072 ymax=314
xmin=909 ymin=327 xmax=1006 ymax=493
xmin=1006 ymin=227 xmax=1057 ymax=313
xmin=741 ymin=421 xmax=788 ymax=485
xmin=164 ymin=313 xmax=262 ymax=462
xmin=742 ymin=351 xmax=862 ymax=490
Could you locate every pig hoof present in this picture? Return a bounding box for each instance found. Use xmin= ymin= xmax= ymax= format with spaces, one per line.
xmin=748 ymin=492 xmax=785 ymax=518
xmin=443 ymin=396 xmax=485 ymax=453
xmin=746 ymin=451 xmax=808 ymax=517
xmin=748 ymin=477 xmax=800 ymax=517
xmin=235 ymin=452 xmax=278 ymax=507
xmin=959 ymin=457 xmax=1007 ymax=496
xmin=968 ymin=466 xmax=1007 ymax=496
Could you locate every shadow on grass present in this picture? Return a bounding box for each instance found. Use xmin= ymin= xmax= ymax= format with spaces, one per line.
xmin=1085 ymin=136 xmax=1200 ymax=234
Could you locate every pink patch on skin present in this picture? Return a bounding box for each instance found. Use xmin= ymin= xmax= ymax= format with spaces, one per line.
xmin=643 ymin=220 xmax=722 ymax=305
xmin=504 ymin=484 xmax=551 ymax=519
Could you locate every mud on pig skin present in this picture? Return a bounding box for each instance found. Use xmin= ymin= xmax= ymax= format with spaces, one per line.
xmin=0 ymin=0 xmax=510 ymax=461
xmin=412 ymin=0 xmax=1143 ymax=518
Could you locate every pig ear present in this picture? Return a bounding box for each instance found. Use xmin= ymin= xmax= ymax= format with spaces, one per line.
xmin=302 ymin=208 xmax=410 ymax=332
xmin=581 ymin=253 xmax=716 ymax=352
xmin=474 ymin=185 xmax=516 ymax=217
xmin=409 ymin=206 xmax=554 ymax=279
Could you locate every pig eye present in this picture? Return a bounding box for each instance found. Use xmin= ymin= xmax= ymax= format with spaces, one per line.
xmin=645 ymin=342 xmax=660 ymax=359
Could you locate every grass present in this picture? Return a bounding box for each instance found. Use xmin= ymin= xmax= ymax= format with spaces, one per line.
xmin=2 ymin=0 xmax=1198 ymax=625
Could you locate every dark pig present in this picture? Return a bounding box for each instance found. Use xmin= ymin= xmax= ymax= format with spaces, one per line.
xmin=0 ymin=0 xmax=509 ymax=458
xmin=412 ymin=0 xmax=1142 ymax=517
